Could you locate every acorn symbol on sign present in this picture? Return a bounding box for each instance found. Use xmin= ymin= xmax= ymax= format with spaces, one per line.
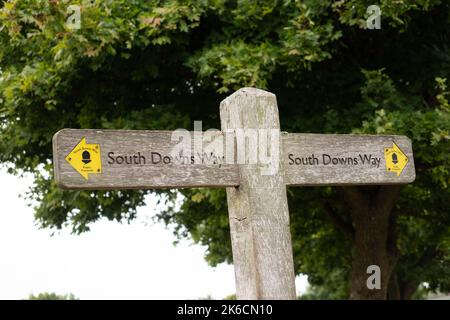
xmin=392 ymin=153 xmax=398 ymax=164
xmin=82 ymin=151 xmax=91 ymax=165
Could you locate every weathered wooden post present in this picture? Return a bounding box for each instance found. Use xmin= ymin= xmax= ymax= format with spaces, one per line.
xmin=53 ymin=87 xmax=415 ymax=301
xmin=220 ymin=88 xmax=297 ymax=300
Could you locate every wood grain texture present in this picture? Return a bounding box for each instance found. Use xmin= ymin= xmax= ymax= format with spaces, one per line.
xmin=282 ymin=133 xmax=415 ymax=186
xmin=52 ymin=87 xmax=416 ymax=302
xmin=220 ymin=87 xmax=297 ymax=300
xmin=54 ymin=130 xmax=415 ymax=189
xmin=53 ymin=129 xmax=239 ymax=189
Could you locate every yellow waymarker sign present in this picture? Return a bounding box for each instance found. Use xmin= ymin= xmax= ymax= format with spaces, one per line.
xmin=384 ymin=142 xmax=408 ymax=176
xmin=65 ymin=137 xmax=102 ymax=180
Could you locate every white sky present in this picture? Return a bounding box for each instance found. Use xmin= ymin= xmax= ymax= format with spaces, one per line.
xmin=0 ymin=167 xmax=308 ymax=300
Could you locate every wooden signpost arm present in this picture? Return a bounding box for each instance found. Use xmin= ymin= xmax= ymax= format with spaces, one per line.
xmin=53 ymin=86 xmax=416 ymax=301
xmin=220 ymin=88 xmax=297 ymax=300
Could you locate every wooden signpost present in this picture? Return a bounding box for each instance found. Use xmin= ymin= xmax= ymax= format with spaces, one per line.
xmin=53 ymin=87 xmax=415 ymax=300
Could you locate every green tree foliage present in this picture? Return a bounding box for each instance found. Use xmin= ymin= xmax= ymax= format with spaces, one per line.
xmin=27 ymin=292 xmax=78 ymax=300
xmin=1 ymin=0 xmax=449 ymax=299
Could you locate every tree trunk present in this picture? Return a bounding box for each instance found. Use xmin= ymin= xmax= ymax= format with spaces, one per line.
xmin=387 ymin=273 xmax=401 ymax=300
xmin=342 ymin=186 xmax=401 ymax=300
xmin=400 ymin=282 xmax=419 ymax=300
xmin=388 ymin=273 xmax=420 ymax=300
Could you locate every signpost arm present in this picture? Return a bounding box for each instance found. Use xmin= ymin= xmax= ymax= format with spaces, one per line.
xmin=220 ymin=87 xmax=297 ymax=300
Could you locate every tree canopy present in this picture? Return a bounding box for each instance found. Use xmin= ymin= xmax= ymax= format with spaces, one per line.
xmin=27 ymin=292 xmax=78 ymax=300
xmin=1 ymin=0 xmax=449 ymax=299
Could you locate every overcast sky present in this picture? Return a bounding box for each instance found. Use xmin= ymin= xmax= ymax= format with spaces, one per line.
xmin=0 ymin=168 xmax=308 ymax=299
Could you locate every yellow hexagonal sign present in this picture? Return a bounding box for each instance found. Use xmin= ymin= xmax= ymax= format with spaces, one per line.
xmin=65 ymin=137 xmax=102 ymax=180
xmin=384 ymin=142 xmax=408 ymax=177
